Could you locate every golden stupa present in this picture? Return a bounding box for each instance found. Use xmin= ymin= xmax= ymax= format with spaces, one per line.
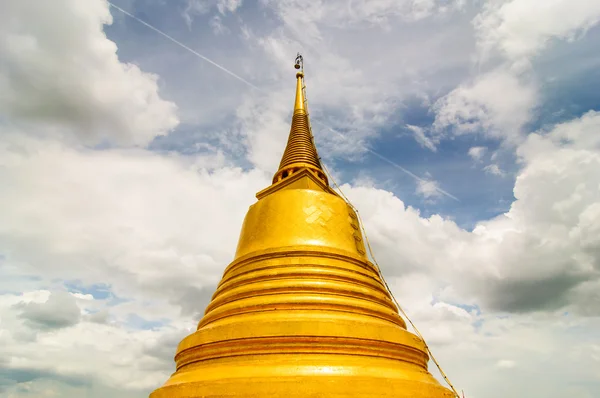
xmin=150 ymin=57 xmax=454 ymax=398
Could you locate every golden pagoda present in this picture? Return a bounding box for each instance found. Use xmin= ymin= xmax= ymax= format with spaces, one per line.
xmin=150 ymin=56 xmax=454 ymax=398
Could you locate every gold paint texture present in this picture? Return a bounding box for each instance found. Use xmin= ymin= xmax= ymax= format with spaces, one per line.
xmin=150 ymin=70 xmax=453 ymax=398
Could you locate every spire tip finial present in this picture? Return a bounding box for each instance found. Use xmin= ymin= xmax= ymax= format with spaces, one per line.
xmin=294 ymin=52 xmax=303 ymax=72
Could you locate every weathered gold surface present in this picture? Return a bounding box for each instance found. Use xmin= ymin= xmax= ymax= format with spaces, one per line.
xmin=150 ymin=68 xmax=453 ymax=398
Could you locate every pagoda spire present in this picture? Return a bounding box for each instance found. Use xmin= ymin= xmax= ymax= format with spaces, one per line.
xmin=272 ymin=54 xmax=327 ymax=185
xmin=149 ymin=54 xmax=454 ymax=398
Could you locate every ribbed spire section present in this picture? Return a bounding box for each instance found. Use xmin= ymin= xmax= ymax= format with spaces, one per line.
xmin=273 ymin=71 xmax=326 ymax=184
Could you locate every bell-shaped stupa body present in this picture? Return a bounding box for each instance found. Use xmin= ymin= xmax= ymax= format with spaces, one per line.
xmin=150 ymin=66 xmax=453 ymax=398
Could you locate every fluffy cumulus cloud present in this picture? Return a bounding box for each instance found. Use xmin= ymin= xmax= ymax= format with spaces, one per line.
xmin=468 ymin=146 xmax=487 ymax=161
xmin=0 ymin=1 xmax=262 ymax=395
xmin=342 ymin=113 xmax=600 ymax=394
xmin=17 ymin=291 xmax=81 ymax=330
xmin=432 ymin=0 xmax=600 ymax=145
xmin=0 ymin=134 xmax=268 ymax=307
xmin=1 ymin=0 xmax=600 ymax=397
xmin=415 ymin=177 xmax=444 ymax=201
xmin=482 ymin=163 xmax=504 ymax=176
xmin=0 ymin=0 xmax=178 ymax=146
xmin=0 ymin=137 xmax=268 ymax=395
xmin=348 ymin=112 xmax=600 ymax=315
xmin=433 ymin=68 xmax=538 ymax=141
xmin=475 ymin=0 xmax=600 ymax=61
xmin=0 ymin=289 xmax=194 ymax=396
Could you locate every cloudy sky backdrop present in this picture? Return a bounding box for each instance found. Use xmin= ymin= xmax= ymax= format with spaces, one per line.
xmin=1 ymin=0 xmax=600 ymax=397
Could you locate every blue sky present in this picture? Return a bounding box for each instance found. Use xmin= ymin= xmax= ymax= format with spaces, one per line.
xmin=1 ymin=1 xmax=600 ymax=397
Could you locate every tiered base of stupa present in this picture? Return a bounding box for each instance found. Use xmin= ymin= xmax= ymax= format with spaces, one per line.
xmin=150 ymin=245 xmax=453 ymax=398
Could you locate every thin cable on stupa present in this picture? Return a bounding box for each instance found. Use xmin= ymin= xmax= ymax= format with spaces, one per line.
xmin=322 ymin=161 xmax=461 ymax=398
xmin=298 ymin=63 xmax=461 ymax=397
xmin=313 ymin=120 xmax=460 ymax=202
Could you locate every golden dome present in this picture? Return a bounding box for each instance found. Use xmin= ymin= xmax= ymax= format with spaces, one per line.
xmin=150 ymin=59 xmax=454 ymax=398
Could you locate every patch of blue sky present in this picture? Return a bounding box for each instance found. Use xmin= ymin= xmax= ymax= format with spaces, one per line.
xmin=106 ymin=0 xmax=264 ymax=100
xmin=0 ymin=275 xmax=44 ymax=295
xmin=63 ymin=281 xmax=113 ymax=300
xmin=126 ymin=313 xmax=168 ymax=330
xmin=149 ymin=123 xmax=225 ymax=155
xmin=320 ymin=81 xmax=518 ymax=227
xmin=331 ymin=122 xmax=516 ymax=229
xmin=529 ymin=25 xmax=600 ymax=131
xmin=148 ymin=122 xmax=254 ymax=171
xmin=107 ymin=296 xmax=133 ymax=307
xmin=430 ymin=296 xmax=482 ymax=317
xmin=0 ymin=259 xmax=45 ymax=294
xmin=456 ymin=304 xmax=482 ymax=316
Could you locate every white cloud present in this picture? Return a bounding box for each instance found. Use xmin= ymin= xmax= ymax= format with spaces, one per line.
xmin=433 ymin=68 xmax=537 ymax=142
xmin=0 ymin=135 xmax=268 ymax=394
xmin=216 ymin=0 xmax=243 ymax=14
xmin=263 ymin=0 xmax=466 ymax=33
xmin=407 ymin=124 xmax=438 ymax=152
xmin=0 ymin=378 xmax=146 ymax=398
xmin=345 ymin=110 xmax=600 ymax=316
xmin=0 ymin=135 xmax=268 ymax=305
xmin=209 ymin=15 xmax=229 ymax=35
xmin=496 ymin=359 xmax=516 ymax=369
xmin=431 ymin=0 xmax=600 ymax=146
xmin=183 ymin=0 xmax=243 ymax=28
xmin=0 ymin=3 xmax=263 ymax=392
xmin=0 ymin=289 xmax=192 ymax=395
xmin=468 ymin=146 xmax=487 ymax=161
xmin=0 ymin=0 xmax=178 ymax=147
xmin=475 ymin=0 xmax=600 ymax=62
xmin=483 ymin=163 xmax=505 ymax=176
xmin=17 ymin=291 xmax=81 ymax=330
xmin=542 ymin=110 xmax=600 ymax=150
xmin=415 ymin=178 xmax=444 ymax=201
xmin=71 ymin=292 xmax=94 ymax=301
